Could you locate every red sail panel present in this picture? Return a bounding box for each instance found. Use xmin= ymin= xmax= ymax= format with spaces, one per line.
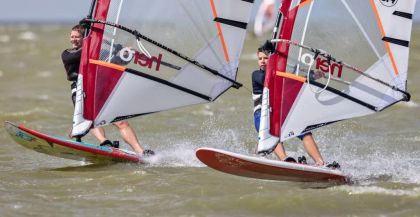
xmin=265 ymin=1 xmax=302 ymax=138
xmin=93 ymin=63 xmax=125 ymax=119
xmin=79 ymin=0 xmax=111 ymax=121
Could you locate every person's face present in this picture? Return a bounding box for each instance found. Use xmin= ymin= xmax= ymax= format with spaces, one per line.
xmin=70 ymin=30 xmax=83 ymax=49
xmin=257 ymin=51 xmax=269 ymax=70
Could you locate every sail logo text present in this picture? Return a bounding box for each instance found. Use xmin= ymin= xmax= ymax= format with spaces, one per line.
xmin=315 ymin=57 xmax=343 ymax=78
xmin=379 ymin=0 xmax=398 ymax=7
xmin=119 ymin=47 xmax=162 ymax=71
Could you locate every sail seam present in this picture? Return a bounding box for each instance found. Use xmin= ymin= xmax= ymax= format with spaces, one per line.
xmin=392 ymin=11 xmax=413 ymax=19
xmin=112 ymin=113 xmax=151 ymax=123
xmin=107 ymin=0 xmax=124 ymax=62
xmin=209 ymin=0 xmax=230 ymax=62
xmin=125 ymin=68 xmax=212 ymax=101
xmin=298 ymin=0 xmax=314 ymax=74
xmin=369 ymin=0 xmax=399 ymax=75
xmin=309 ymin=81 xmax=377 ymax=111
xmin=214 ymin=17 xmax=247 ymax=29
xmin=382 ymin=37 xmax=409 ymax=47
xmin=302 ymin=120 xmax=340 ymax=134
xmin=342 ymin=0 xmax=381 ymax=59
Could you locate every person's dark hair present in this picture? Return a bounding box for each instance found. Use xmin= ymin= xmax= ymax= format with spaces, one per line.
xmin=71 ymin=24 xmax=86 ymax=36
xmin=258 ymin=40 xmax=275 ymax=54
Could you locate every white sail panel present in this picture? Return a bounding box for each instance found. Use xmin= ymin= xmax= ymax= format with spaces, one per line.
xmin=95 ymin=72 xmax=208 ymax=126
xmin=281 ymin=83 xmax=375 ymax=141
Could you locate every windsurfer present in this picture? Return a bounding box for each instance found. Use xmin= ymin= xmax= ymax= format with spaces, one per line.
xmin=61 ymin=24 xmax=151 ymax=156
xmin=252 ymin=41 xmax=324 ymax=166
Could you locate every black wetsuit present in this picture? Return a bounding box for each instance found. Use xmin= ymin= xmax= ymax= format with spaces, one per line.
xmin=61 ymin=47 xmax=82 ymax=105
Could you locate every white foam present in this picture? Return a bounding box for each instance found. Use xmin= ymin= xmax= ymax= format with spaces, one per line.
xmin=36 ymin=71 xmax=52 ymax=78
xmin=241 ymin=52 xmax=258 ymax=61
xmin=305 ymin=127 xmax=420 ymax=185
xmin=139 ymin=116 xmax=252 ymax=168
xmin=413 ymin=137 xmax=420 ymax=142
xmin=402 ymin=100 xmax=419 ymax=108
xmin=191 ymin=110 xmax=214 ymax=116
xmin=37 ymin=95 xmax=50 ymax=100
xmin=144 ymin=143 xmax=202 ymax=167
xmin=0 ymin=35 xmax=10 ymax=43
xmin=18 ymin=31 xmax=37 ymax=41
xmin=338 ymin=185 xmax=420 ymax=197
xmin=394 ymin=100 xmax=419 ymax=108
xmin=5 ymin=107 xmax=46 ymax=117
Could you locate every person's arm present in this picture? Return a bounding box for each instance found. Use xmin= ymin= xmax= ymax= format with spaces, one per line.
xmin=61 ymin=49 xmax=80 ymax=82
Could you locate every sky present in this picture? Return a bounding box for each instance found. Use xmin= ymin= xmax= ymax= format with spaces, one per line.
xmin=0 ymin=0 xmax=419 ymax=23
xmin=0 ymin=0 xmax=92 ymax=23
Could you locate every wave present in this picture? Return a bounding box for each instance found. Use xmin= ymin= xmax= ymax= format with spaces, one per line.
xmin=338 ymin=185 xmax=420 ymax=197
xmin=0 ymin=35 xmax=10 ymax=43
xmin=241 ymin=52 xmax=258 ymax=61
xmin=36 ymin=71 xmax=53 ymax=78
xmin=18 ymin=31 xmax=37 ymax=41
xmin=401 ymin=100 xmax=419 ymax=108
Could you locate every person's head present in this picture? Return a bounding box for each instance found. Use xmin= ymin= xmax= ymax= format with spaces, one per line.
xmin=257 ymin=46 xmax=270 ymax=71
xmin=69 ymin=24 xmax=85 ymax=49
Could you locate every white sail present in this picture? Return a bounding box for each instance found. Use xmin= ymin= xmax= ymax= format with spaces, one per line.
xmin=72 ymin=0 xmax=255 ymax=136
xmin=257 ymin=0 xmax=416 ymax=153
xmin=254 ymin=0 xmax=277 ymax=37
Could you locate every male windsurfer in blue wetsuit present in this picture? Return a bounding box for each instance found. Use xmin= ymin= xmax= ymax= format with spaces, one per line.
xmin=61 ymin=24 xmax=153 ymax=156
xmin=252 ymin=41 xmax=325 ymax=166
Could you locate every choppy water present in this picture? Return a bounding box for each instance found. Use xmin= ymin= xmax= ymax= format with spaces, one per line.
xmin=0 ymin=24 xmax=420 ymax=217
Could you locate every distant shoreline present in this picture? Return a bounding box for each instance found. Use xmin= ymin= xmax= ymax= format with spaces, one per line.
xmin=1 ymin=19 xmax=419 ymax=26
xmin=0 ymin=20 xmax=81 ymax=25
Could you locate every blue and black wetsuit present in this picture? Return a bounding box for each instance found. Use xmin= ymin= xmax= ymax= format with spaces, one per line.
xmin=252 ymin=69 xmax=265 ymax=132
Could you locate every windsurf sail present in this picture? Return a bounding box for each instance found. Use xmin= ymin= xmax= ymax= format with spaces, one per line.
xmin=72 ymin=0 xmax=255 ymax=136
xmin=257 ymin=0 xmax=417 ymax=154
xmin=254 ymin=0 xmax=277 ymax=37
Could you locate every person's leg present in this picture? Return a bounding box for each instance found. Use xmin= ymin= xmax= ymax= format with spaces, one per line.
xmin=90 ymin=127 xmax=115 ymax=146
xmin=90 ymin=127 xmax=107 ymax=143
xmin=255 ymin=110 xmax=292 ymax=161
xmin=113 ymin=121 xmax=144 ymax=155
xmin=273 ymin=143 xmax=288 ymax=160
xmin=301 ymin=134 xmax=324 ymax=165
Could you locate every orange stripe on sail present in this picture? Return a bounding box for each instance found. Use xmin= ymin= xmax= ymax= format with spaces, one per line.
xmin=209 ymin=0 xmax=230 ymax=62
xmin=370 ymin=0 xmax=399 ymax=75
xmin=89 ymin=59 xmax=126 ymax=72
xmin=299 ymin=0 xmax=313 ymax=9
xmin=276 ymin=71 xmax=306 ymax=83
